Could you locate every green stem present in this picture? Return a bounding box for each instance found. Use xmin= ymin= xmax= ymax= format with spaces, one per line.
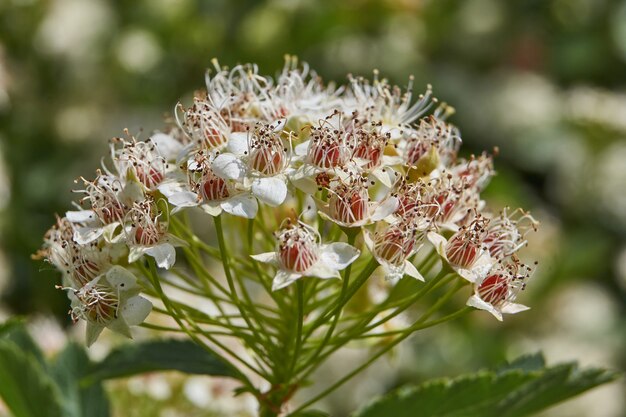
xmin=289 ymin=306 xmax=472 ymax=415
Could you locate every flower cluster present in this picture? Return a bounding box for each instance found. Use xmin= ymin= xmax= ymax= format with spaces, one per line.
xmin=37 ymin=58 xmax=538 ymax=350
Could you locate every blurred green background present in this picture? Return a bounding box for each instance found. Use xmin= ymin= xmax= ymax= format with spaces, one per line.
xmin=0 ymin=0 xmax=625 ymax=416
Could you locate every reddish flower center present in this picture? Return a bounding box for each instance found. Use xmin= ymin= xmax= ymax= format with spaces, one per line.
xmin=406 ymin=141 xmax=429 ymax=165
xmin=201 ymin=177 xmax=230 ymax=201
xmin=445 ymin=234 xmax=479 ymax=268
xmin=204 ymin=127 xmax=227 ymax=148
xmin=478 ymin=274 xmax=509 ymax=304
xmin=136 ymin=167 xmax=164 ymax=189
xmin=329 ymin=188 xmax=368 ymax=224
xmin=278 ymin=234 xmax=318 ymax=272
xmin=353 ymin=143 xmax=382 ymax=169
xmin=311 ymin=139 xmax=343 ymax=168
xmin=376 ymin=228 xmax=415 ymax=266
xmin=134 ymin=225 xmax=163 ymax=246
xmin=250 ymin=147 xmax=285 ymax=176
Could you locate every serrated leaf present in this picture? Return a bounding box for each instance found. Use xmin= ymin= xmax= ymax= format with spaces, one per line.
xmin=51 ymin=342 xmax=110 ymax=417
xmin=0 ymin=340 xmax=63 ymax=417
xmin=351 ymin=354 xmax=619 ymax=417
xmin=496 ymin=352 xmax=545 ymax=374
xmin=84 ymin=339 xmax=238 ymax=383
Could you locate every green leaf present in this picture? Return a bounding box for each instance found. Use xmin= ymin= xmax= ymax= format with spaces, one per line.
xmin=0 ymin=318 xmax=45 ymax=367
xmin=51 ymin=342 xmax=110 ymax=417
xmin=351 ymin=354 xmax=619 ymax=417
xmin=84 ymin=339 xmax=238 ymax=383
xmin=496 ymin=353 xmax=545 ymax=374
xmin=0 ymin=340 xmax=63 ymax=417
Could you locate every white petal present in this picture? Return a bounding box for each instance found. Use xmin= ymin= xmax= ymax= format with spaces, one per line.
xmin=272 ymin=270 xmax=302 ymax=291
xmin=212 ymin=153 xmax=246 ymax=180
xmin=85 ymin=322 xmax=105 ymax=347
xmin=252 ymin=177 xmax=288 ymax=206
xmin=66 ymin=210 xmax=97 ymax=223
xmin=201 ymin=203 xmax=223 ymax=217
xmin=102 ymin=223 xmax=122 ymax=243
xmin=121 ymin=295 xmax=152 ymax=325
xmin=107 ymin=318 xmax=132 ymax=338
xmin=466 ymin=294 xmax=503 ymax=321
xmin=150 ymin=133 xmax=183 ymax=160
xmin=307 ymin=262 xmax=341 ymax=279
xmin=168 ymin=191 xmax=199 ymax=208
xmin=290 ymin=175 xmax=319 ymax=195
xmin=381 ymin=155 xmax=403 ymax=166
xmin=320 ymin=242 xmax=360 ymax=270
xmin=227 ymin=132 xmax=249 ymax=155
xmin=371 ymin=197 xmax=398 ymax=221
xmin=120 ymin=181 xmax=145 ymax=205
xmin=501 ymin=303 xmax=530 ymax=315
xmin=294 ymin=140 xmax=310 ymax=157
xmin=145 ymin=243 xmax=177 ymax=269
xmin=250 ymin=252 xmax=278 ymax=264
xmin=301 ymin=195 xmax=317 ymax=221
xmin=221 ymin=194 xmax=258 ymax=219
xmin=362 ymin=230 xmax=376 ymax=254
xmin=128 ymin=246 xmax=149 ymax=263
xmin=73 ymin=227 xmax=104 ymax=245
xmin=404 ymin=261 xmax=425 ymax=281
xmin=381 ymin=264 xmax=403 ymax=285
xmin=271 ymin=118 xmax=287 ymax=132
xmin=370 ymin=168 xmax=396 ymax=188
xmin=427 ymin=232 xmax=448 ymax=259
xmin=105 ymin=266 xmax=139 ymax=292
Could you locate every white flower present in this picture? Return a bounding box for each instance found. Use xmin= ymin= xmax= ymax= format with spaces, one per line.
xmin=316 ymin=175 xmax=398 ymax=228
xmin=250 ymin=220 xmax=360 ymax=290
xmin=68 ymin=266 xmax=152 ymax=346
xmin=466 ymin=261 xmax=531 ymax=321
xmin=211 ymin=121 xmax=290 ymax=207
xmin=125 ymin=199 xmax=185 ymax=269
xmin=159 ymin=160 xmax=260 ymax=220
xmin=427 ymin=216 xmax=493 ymax=283
xmin=363 ymin=223 xmax=424 ymax=284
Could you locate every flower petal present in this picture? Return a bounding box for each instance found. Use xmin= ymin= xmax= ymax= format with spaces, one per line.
xmin=85 ymin=322 xmax=105 ymax=347
xmin=121 ymin=295 xmax=153 ymax=326
xmin=307 ymin=262 xmax=341 ymax=279
xmin=466 ymin=294 xmax=503 ymax=321
xmin=227 ymin=132 xmax=249 ymax=155
xmin=251 ymin=177 xmax=288 ymax=207
xmin=501 ymin=303 xmax=530 ymax=315
xmin=370 ymin=168 xmax=396 ymax=188
xmin=107 ymin=318 xmax=132 ymax=338
xmin=427 ymin=231 xmax=448 ymax=260
xmin=272 ymin=270 xmax=302 ymax=291
xmin=201 ymin=203 xmax=223 ymax=217
xmin=145 ymin=243 xmax=177 ymax=269
xmin=105 ymin=266 xmax=139 ymax=292
xmin=250 ymin=252 xmax=278 ymax=265
xmin=294 ymin=140 xmax=310 ymax=157
xmin=168 ymin=191 xmax=199 ymax=208
xmin=404 ymin=260 xmax=425 ymax=281
xmin=150 ymin=133 xmax=183 ymax=160
xmin=128 ymin=246 xmax=149 ymax=263
xmin=66 ymin=210 xmax=97 ymax=223
xmin=73 ymin=227 xmax=104 ymax=245
xmin=320 ymin=242 xmax=360 ymax=270
xmin=212 ymin=153 xmax=246 ymax=180
xmin=221 ymin=194 xmax=258 ymax=219
xmin=371 ymin=197 xmax=398 ymax=221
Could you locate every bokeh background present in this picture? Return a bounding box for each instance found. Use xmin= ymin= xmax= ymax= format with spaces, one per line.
xmin=0 ymin=0 xmax=625 ymax=416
